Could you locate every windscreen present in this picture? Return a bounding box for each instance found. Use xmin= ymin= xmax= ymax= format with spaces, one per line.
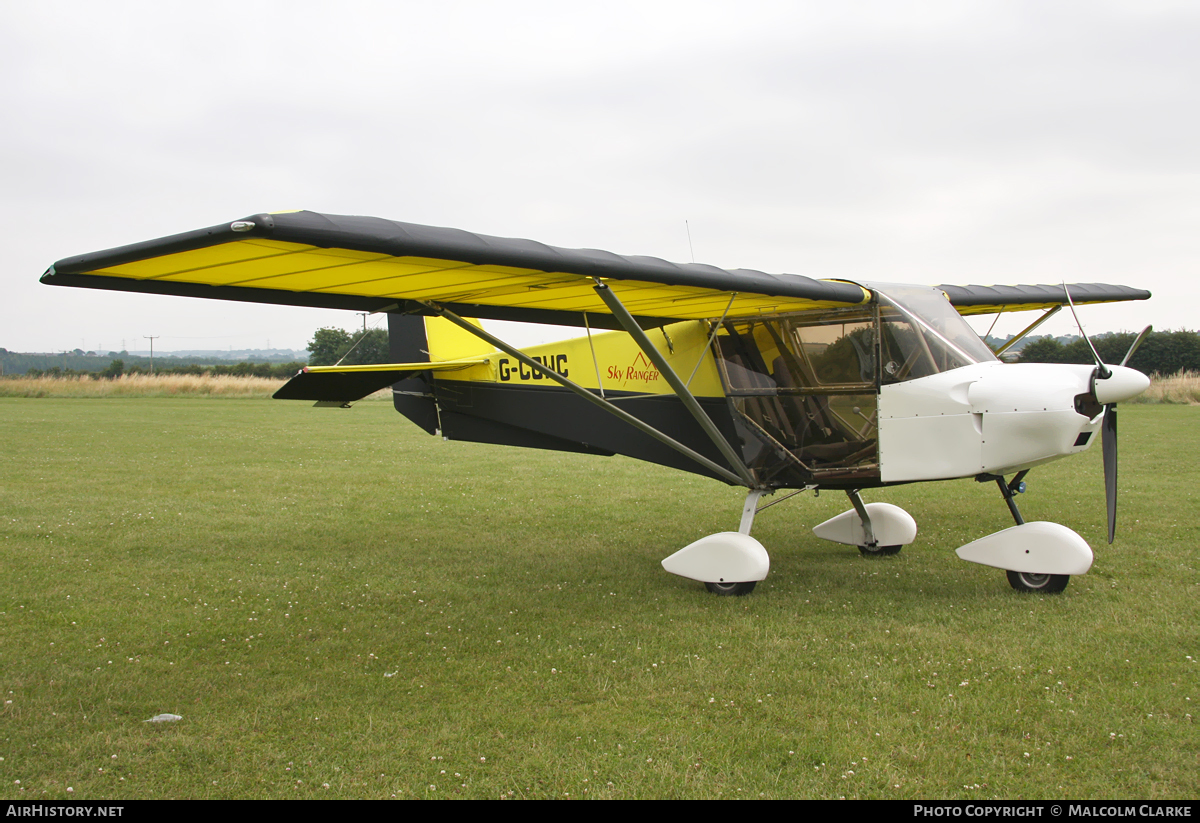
xmin=874 ymin=285 xmax=997 ymax=383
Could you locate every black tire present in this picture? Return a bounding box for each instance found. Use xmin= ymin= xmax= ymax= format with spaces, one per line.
xmin=1006 ymin=571 xmax=1069 ymax=593
xmin=704 ymin=581 xmax=757 ymax=596
xmin=859 ymin=544 xmax=902 ymax=556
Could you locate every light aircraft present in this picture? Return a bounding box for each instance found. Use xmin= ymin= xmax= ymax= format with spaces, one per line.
xmin=42 ymin=211 xmax=1153 ymax=596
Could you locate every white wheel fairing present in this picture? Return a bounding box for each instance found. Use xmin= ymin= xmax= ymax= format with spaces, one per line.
xmin=661 ymin=532 xmax=769 ymax=584
xmin=955 ymin=521 xmax=1093 ymax=576
xmin=812 ymin=502 xmax=918 ymax=548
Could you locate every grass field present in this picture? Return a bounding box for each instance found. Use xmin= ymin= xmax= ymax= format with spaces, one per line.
xmin=0 ymin=398 xmax=1196 ymax=799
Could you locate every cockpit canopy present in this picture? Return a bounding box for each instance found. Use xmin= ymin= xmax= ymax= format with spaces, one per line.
xmin=714 ymin=284 xmax=993 ymax=487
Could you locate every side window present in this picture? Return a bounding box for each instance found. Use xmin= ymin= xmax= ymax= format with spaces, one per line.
xmin=715 ymin=311 xmax=880 ymax=486
xmin=785 ymin=316 xmax=877 ymax=388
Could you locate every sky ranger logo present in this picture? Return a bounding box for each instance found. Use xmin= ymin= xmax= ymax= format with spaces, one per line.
xmin=607 ymin=352 xmax=661 ymax=387
xmin=497 ymin=354 xmax=568 ymax=382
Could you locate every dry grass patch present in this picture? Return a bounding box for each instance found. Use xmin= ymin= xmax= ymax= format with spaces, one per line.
xmin=0 ymin=373 xmax=284 ymax=398
xmin=1129 ymin=370 xmax=1200 ymax=405
xmin=0 ymin=373 xmax=394 ymax=400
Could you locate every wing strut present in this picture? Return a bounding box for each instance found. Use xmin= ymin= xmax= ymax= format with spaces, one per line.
xmin=418 ymin=301 xmax=751 ymax=488
xmin=993 ymin=305 xmax=1062 ymax=356
xmin=685 ymin=292 xmax=736 ymax=389
xmin=591 ymin=280 xmax=758 ymax=488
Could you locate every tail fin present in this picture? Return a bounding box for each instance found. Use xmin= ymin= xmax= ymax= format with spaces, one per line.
xmin=425 ymin=315 xmax=495 ymax=360
xmin=387 ymin=313 xmax=439 ymax=434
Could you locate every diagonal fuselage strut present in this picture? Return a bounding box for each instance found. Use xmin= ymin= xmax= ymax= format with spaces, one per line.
xmin=417 ymin=300 xmax=753 ymax=487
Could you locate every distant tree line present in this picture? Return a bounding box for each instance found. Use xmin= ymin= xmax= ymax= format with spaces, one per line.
xmin=14 ymin=324 xmax=394 ymax=376
xmin=13 ymin=324 xmax=1191 ymax=380
xmin=1017 ymin=330 xmax=1199 ymax=374
xmin=1 ymin=347 xmax=308 ymax=377
xmin=19 ymin=360 xmax=307 ymax=380
xmin=306 ymin=328 xmax=389 ymax=366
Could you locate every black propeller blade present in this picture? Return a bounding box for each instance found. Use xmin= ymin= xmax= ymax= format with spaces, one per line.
xmin=1120 ymin=325 xmax=1152 ymax=368
xmin=1064 ymin=282 xmax=1150 ymax=545
xmin=1102 ymin=325 xmax=1150 ymax=543
xmin=1102 ymin=402 xmax=1118 ymax=544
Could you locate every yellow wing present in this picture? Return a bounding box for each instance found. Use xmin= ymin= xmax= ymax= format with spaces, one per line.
xmin=42 ymin=211 xmax=1150 ymax=325
xmin=42 ymin=211 xmax=871 ymax=328
xmin=939 ymin=283 xmax=1151 ymax=316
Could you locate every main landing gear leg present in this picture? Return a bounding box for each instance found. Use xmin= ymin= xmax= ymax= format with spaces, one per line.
xmin=703 ymin=491 xmax=768 ymax=596
xmin=811 ymin=491 xmax=916 ymax=554
xmin=660 ymin=489 xmax=770 ymax=597
xmin=739 ymin=490 xmax=765 ymax=535
xmin=847 ymin=490 xmax=902 ymax=556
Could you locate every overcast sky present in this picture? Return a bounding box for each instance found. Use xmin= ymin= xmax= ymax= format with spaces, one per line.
xmin=3 ymin=0 xmax=1195 ymax=354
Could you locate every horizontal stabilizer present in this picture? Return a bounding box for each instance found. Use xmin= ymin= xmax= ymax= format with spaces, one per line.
xmin=274 ymin=368 xmax=420 ymax=403
xmin=274 ymin=358 xmax=488 ymax=404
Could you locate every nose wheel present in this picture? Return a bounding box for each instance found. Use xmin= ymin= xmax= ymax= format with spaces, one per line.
xmin=991 ymin=473 xmax=1070 ymax=595
xmin=959 ymin=474 xmax=1089 ymax=594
